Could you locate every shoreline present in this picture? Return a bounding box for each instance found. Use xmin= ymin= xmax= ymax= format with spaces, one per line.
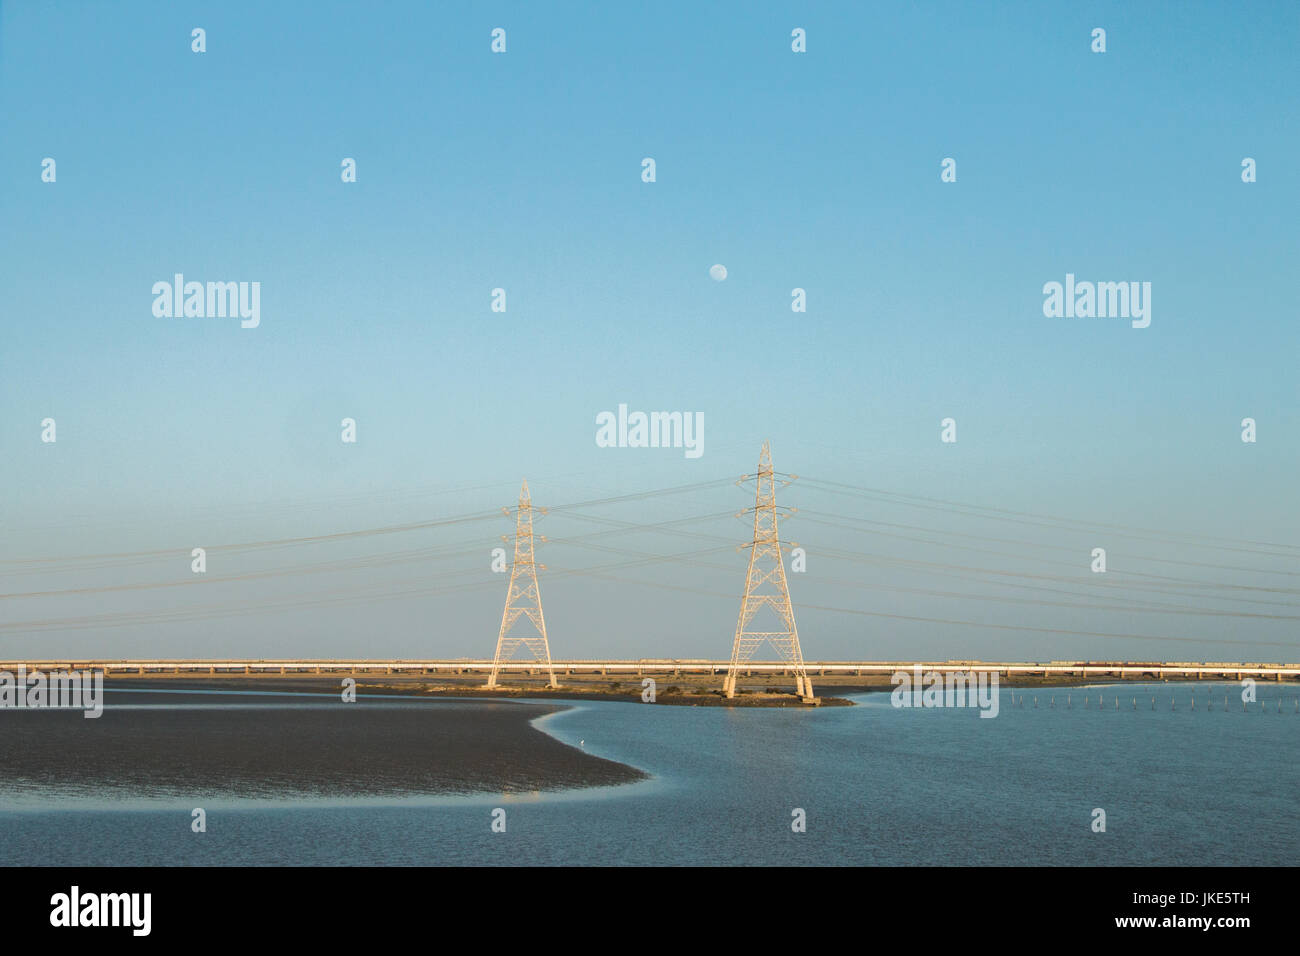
xmin=93 ymin=669 xmax=1283 ymax=709
xmin=103 ymin=676 xmax=854 ymax=707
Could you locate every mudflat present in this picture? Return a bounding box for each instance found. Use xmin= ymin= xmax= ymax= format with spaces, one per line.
xmin=0 ymin=689 xmax=647 ymax=801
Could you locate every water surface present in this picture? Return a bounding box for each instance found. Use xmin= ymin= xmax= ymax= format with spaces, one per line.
xmin=0 ymin=683 xmax=1295 ymax=865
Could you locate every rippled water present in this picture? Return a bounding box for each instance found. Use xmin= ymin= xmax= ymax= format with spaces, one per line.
xmin=1 ymin=683 xmax=1296 ymax=865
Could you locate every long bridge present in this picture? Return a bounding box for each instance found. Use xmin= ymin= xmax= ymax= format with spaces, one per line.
xmin=7 ymin=449 xmax=1298 ymax=701
xmin=3 ymin=659 xmax=1297 ymax=681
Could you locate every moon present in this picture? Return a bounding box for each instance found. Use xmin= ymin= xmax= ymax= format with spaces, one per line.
xmin=709 ymin=264 xmax=727 ymax=282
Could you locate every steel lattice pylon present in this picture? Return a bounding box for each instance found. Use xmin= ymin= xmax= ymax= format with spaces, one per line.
xmin=486 ymin=479 xmax=558 ymax=689
xmin=723 ymin=442 xmax=814 ymax=701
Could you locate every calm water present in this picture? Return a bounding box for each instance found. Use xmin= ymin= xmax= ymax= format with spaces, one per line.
xmin=1 ymin=683 xmax=1296 ymax=865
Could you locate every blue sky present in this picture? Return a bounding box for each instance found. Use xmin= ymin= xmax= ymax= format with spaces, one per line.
xmin=2 ymin=1 xmax=1297 ymax=662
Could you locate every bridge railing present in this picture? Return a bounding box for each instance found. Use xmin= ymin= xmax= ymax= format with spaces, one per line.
xmin=0 ymin=659 xmax=1296 ymax=678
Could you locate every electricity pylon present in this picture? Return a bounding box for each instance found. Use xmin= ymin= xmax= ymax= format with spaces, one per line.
xmin=723 ymin=442 xmax=814 ymax=702
xmin=487 ymin=479 xmax=559 ymax=689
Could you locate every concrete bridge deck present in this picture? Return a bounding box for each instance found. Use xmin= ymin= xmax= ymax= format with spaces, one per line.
xmin=1 ymin=659 xmax=1296 ymax=681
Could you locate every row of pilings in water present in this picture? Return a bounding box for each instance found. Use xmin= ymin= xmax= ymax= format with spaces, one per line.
xmin=1005 ymin=692 xmax=1299 ymax=712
